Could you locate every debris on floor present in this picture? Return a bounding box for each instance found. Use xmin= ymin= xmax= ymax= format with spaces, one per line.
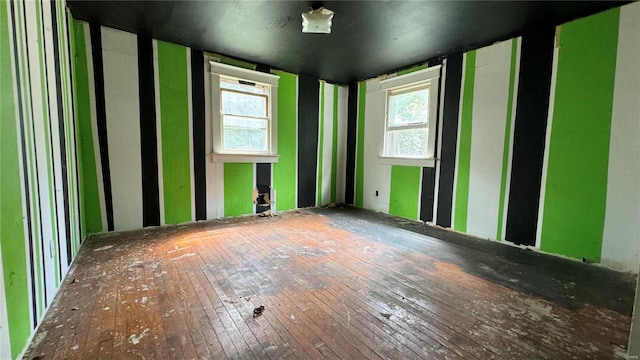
xmin=253 ymin=305 xmax=265 ymax=317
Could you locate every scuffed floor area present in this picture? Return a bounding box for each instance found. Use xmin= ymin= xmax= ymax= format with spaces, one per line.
xmin=23 ymin=208 xmax=635 ymax=359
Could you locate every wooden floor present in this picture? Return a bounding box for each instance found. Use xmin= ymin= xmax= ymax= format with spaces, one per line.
xmin=24 ymin=208 xmax=635 ymax=359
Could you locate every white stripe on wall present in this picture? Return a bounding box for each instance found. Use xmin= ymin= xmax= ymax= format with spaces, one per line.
xmin=601 ymin=2 xmax=640 ymax=272
xmin=335 ymin=85 xmax=349 ymax=203
xmin=320 ymin=83 xmax=334 ymax=205
xmin=204 ymin=60 xmax=225 ymax=219
xmin=25 ymin=0 xmax=57 ymax=306
xmin=466 ymin=39 xmax=514 ymax=239
xmin=536 ymin=37 xmax=560 ymax=249
xmin=432 ymin=59 xmax=448 ymax=223
xmin=42 ymin=0 xmax=68 ymax=277
xmin=101 ymin=26 xmax=143 ymax=231
xmin=362 ymin=78 xmax=391 ymax=213
xmin=83 ymin=22 xmax=108 ymax=232
xmin=152 ymin=39 xmax=165 ymax=226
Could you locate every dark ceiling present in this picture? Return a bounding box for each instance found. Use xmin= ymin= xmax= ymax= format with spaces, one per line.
xmin=67 ymin=1 xmax=628 ymax=84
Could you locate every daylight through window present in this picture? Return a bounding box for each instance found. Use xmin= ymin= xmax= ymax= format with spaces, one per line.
xmin=379 ymin=65 xmax=440 ymax=166
xmin=210 ymin=61 xmax=279 ymax=163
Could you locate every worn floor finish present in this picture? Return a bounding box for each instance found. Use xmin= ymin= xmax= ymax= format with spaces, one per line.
xmin=24 ymin=208 xmax=635 ymax=359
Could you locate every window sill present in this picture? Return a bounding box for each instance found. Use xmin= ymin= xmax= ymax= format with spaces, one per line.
xmin=378 ymin=156 xmax=436 ymax=167
xmin=210 ymin=153 xmax=279 ymax=164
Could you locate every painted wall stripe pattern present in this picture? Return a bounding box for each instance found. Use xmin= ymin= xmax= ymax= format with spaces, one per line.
xmin=435 ymin=53 xmax=463 ymax=228
xmin=495 ymin=39 xmax=520 ymax=241
xmin=505 ymin=28 xmax=554 ymax=246
xmin=453 ymin=51 xmax=475 ymax=232
xmin=191 ymin=49 xmax=207 ymax=221
xmin=317 ymin=82 xmax=336 ymax=206
xmin=316 ymin=81 xmax=325 ymax=205
xmin=539 ymin=8 xmax=619 ymax=262
xmin=157 ymin=41 xmax=192 ymax=224
xmin=272 ymin=70 xmax=299 ymax=212
xmin=73 ymin=21 xmax=103 ymax=235
xmin=2 ymin=0 xmax=83 ymax=357
xmin=354 ymin=82 xmax=366 ymax=208
xmin=297 ymin=76 xmax=320 ymax=208
xmin=89 ymin=23 xmax=114 ymax=232
xmin=600 ymin=1 xmax=640 ymax=272
xmin=345 ymin=83 xmax=358 ymax=205
xmin=101 ymin=27 xmax=144 ymax=231
xmin=74 ymin=29 xmax=350 ymax=223
xmin=138 ymin=35 xmax=161 ymax=227
xmin=2 ymin=2 xmax=31 ymax=355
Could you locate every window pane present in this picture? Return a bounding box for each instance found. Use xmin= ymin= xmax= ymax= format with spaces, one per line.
xmin=221 ymin=90 xmax=267 ymax=118
xmin=224 ymin=115 xmax=267 ymax=130
xmin=386 ymin=128 xmax=428 ymax=158
xmin=221 ymin=79 xmax=267 ymax=94
xmin=223 ymin=115 xmax=268 ymax=151
xmin=389 ymin=88 xmax=429 ymax=127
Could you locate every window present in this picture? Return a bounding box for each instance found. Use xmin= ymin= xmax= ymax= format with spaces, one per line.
xmin=379 ymin=65 xmax=440 ymax=167
xmin=210 ymin=61 xmax=279 ymax=163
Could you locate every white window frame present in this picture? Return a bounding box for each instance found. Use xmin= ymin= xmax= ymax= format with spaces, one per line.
xmin=209 ymin=61 xmax=280 ymax=163
xmin=378 ymin=65 xmax=440 ymax=167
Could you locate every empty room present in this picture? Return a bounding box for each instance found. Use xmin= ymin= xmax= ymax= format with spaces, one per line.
xmin=1 ymin=0 xmax=640 ymax=359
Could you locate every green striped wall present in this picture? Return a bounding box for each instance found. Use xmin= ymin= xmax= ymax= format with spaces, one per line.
xmin=272 ymin=70 xmax=298 ymax=212
xmin=1 ymin=2 xmax=31 ymax=357
xmin=354 ymin=81 xmax=366 ymax=207
xmin=157 ymin=41 xmax=192 ymax=224
xmin=2 ymin=1 xmax=83 ymax=358
xmin=496 ymin=40 xmax=519 ymax=240
xmin=453 ymin=51 xmax=476 ymax=233
xmin=539 ymin=8 xmax=620 ymax=262
xmin=73 ymin=22 xmax=350 ymax=223
xmin=330 ymin=86 xmax=339 ymax=203
xmin=72 ymin=21 xmax=102 ymax=235
xmin=224 ymin=163 xmax=254 ymax=217
xmin=389 ymin=166 xmax=421 ymax=220
xmin=316 ymin=81 xmax=326 ymax=205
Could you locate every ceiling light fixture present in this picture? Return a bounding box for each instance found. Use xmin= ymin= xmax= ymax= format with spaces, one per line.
xmin=301 ymin=7 xmax=334 ymax=34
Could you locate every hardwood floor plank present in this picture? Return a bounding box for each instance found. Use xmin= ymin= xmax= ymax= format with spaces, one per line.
xmin=23 ymin=208 xmax=634 ymax=359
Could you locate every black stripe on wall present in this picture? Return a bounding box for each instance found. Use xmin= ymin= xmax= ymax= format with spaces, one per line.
xmin=11 ymin=0 xmax=38 ymax=326
xmin=436 ymin=53 xmax=463 ymax=228
xmin=191 ymin=49 xmax=207 ymax=221
xmin=89 ymin=23 xmax=114 ymax=231
xmin=137 ymin=35 xmax=160 ymax=227
xmin=420 ymin=168 xmax=436 ymax=222
xmin=255 ymin=63 xmax=272 ymax=214
xmin=345 ymin=83 xmax=358 ymax=205
xmin=505 ymin=28 xmax=554 ymax=246
xmin=419 ymin=58 xmax=444 ymax=221
xmin=50 ymin=0 xmax=72 ymax=266
xmin=297 ymin=76 xmax=320 ymax=208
